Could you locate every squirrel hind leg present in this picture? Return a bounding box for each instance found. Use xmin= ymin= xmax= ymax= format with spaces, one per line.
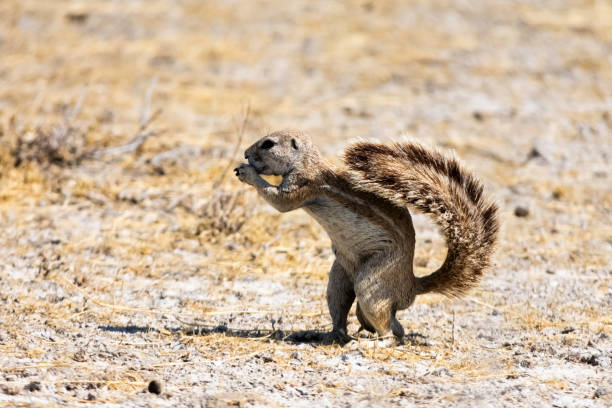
xmin=354 ymin=268 xmax=407 ymax=342
xmin=356 ymin=298 xmax=405 ymax=343
xmin=356 ymin=302 xmax=404 ymax=344
xmin=356 ymin=302 xmax=376 ymax=333
xmin=327 ymin=260 xmax=356 ymax=342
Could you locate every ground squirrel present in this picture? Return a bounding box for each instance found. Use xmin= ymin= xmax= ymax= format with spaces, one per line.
xmin=235 ymin=130 xmax=499 ymax=345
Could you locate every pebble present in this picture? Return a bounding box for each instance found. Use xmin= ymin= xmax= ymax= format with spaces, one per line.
xmin=148 ymin=380 xmax=162 ymax=395
xmin=594 ymin=388 xmax=607 ymax=398
xmin=24 ymin=382 xmax=41 ymax=392
xmin=514 ymin=206 xmax=529 ymax=217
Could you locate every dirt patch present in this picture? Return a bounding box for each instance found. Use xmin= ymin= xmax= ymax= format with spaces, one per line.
xmin=0 ymin=0 xmax=610 ymax=406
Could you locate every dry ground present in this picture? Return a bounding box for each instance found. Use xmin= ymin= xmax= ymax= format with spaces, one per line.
xmin=0 ymin=0 xmax=611 ymax=407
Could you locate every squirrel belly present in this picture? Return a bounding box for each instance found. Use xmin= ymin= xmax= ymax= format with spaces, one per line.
xmin=302 ymin=179 xmax=416 ymax=273
xmin=345 ymin=142 xmax=499 ymax=297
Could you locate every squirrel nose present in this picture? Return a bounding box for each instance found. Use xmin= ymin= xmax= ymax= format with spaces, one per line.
xmin=244 ymin=152 xmax=249 ymax=159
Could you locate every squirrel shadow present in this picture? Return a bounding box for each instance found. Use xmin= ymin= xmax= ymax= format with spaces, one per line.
xmin=98 ymin=325 xmax=157 ymax=334
xmin=176 ymin=325 xmax=430 ymax=346
xmin=97 ymin=324 xmax=429 ymax=346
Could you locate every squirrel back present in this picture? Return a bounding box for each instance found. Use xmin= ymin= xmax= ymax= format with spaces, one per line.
xmin=344 ymin=142 xmax=499 ymax=297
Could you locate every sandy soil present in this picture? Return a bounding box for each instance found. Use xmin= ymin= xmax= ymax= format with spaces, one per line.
xmin=0 ymin=0 xmax=610 ymax=407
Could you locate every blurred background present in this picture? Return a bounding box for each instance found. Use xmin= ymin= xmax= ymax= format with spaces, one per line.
xmin=0 ymin=0 xmax=610 ymax=406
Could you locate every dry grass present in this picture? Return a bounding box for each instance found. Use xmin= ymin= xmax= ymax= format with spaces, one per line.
xmin=1 ymin=0 xmax=611 ymax=406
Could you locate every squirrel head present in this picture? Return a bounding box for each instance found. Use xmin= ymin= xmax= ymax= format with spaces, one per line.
xmin=245 ymin=130 xmax=321 ymax=177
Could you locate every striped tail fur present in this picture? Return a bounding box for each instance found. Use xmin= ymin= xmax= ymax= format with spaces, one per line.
xmin=344 ymin=142 xmax=499 ymax=297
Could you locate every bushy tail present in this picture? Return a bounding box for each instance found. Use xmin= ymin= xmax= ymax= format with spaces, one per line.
xmin=344 ymin=142 xmax=499 ymax=297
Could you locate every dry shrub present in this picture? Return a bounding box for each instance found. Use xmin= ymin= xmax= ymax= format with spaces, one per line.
xmin=1 ymin=105 xmax=88 ymax=169
xmin=0 ymin=91 xmax=159 ymax=171
xmin=11 ymin=122 xmax=87 ymax=167
xmin=193 ymin=189 xmax=253 ymax=236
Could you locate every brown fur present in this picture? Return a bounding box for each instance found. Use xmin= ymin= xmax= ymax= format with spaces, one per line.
xmin=235 ymin=130 xmax=499 ymax=344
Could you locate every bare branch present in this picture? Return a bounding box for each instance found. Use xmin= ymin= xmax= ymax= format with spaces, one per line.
xmin=213 ymin=102 xmax=251 ymax=188
xmin=89 ymin=130 xmax=161 ymax=159
xmin=85 ymin=79 xmax=162 ymax=160
xmin=139 ymin=76 xmax=158 ymax=129
xmin=65 ymin=89 xmax=88 ymax=124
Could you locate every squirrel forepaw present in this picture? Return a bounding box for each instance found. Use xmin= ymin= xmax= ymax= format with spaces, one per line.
xmin=234 ymin=163 xmax=259 ymax=185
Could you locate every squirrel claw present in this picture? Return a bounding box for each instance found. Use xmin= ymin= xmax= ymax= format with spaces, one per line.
xmin=234 ymin=163 xmax=258 ymax=185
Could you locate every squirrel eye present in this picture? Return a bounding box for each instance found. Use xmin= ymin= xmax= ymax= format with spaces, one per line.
xmin=261 ymin=140 xmax=275 ymax=150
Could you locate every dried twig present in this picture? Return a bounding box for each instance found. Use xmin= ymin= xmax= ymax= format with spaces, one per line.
xmin=213 ymin=102 xmax=250 ymax=188
xmin=88 ymin=78 xmax=162 ymax=159
xmin=451 ymin=310 xmax=455 ymax=348
xmin=139 ymin=76 xmax=158 ymax=128
xmin=88 ymin=128 xmax=161 ymax=159
xmin=5 ymin=90 xmax=90 ymax=167
xmin=64 ymin=89 xmax=87 ymax=125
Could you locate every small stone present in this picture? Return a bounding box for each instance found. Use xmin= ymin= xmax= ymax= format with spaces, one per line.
xmin=580 ymin=354 xmax=599 ymax=366
xmin=546 ymin=269 xmax=555 ymax=275
xmin=514 ymin=206 xmax=529 ymax=217
xmin=527 ymin=147 xmax=542 ymax=160
xmin=260 ymin=355 xmax=274 ymax=363
xmin=73 ymin=350 xmax=87 ymax=362
xmin=472 ymin=111 xmax=484 ymax=121
xmin=594 ymin=171 xmax=606 ymax=178
xmin=24 ymin=381 xmax=41 ymax=392
xmin=65 ymin=12 xmax=89 ymax=23
xmin=432 ymin=367 xmax=452 ymax=376
xmin=87 ymin=393 xmax=96 ymax=401
xmin=594 ymin=388 xmax=606 ymax=398
xmin=1 ymin=385 xmax=18 ymax=395
xmin=148 ymin=380 xmax=162 ymax=395
xmin=362 ymin=2 xmax=374 ymax=12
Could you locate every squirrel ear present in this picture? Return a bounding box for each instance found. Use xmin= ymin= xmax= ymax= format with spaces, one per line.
xmin=291 ymin=138 xmax=298 ymax=150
